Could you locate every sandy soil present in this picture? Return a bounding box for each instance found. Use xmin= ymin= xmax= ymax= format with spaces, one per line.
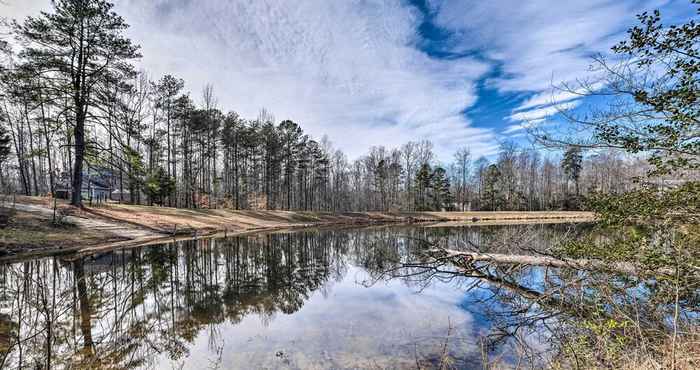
xmin=81 ymin=202 xmax=594 ymax=234
xmin=1 ymin=195 xmax=595 ymax=261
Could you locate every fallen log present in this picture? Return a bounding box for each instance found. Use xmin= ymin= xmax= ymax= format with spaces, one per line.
xmin=426 ymin=248 xmax=675 ymax=276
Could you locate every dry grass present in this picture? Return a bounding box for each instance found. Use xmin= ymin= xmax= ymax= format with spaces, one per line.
xmin=79 ymin=201 xmax=594 ymax=234
xmin=549 ymin=334 xmax=700 ymax=370
xmin=0 ymin=208 xmax=125 ymax=255
xmin=11 ymin=195 xmax=594 ymax=234
xmin=1 ymin=196 xmax=595 ymax=260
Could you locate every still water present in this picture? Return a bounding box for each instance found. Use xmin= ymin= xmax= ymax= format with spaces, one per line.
xmin=0 ymin=224 xmax=580 ymax=369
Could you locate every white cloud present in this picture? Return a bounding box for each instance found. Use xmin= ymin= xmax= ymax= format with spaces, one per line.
xmin=429 ymin=0 xmax=672 ymax=142
xmin=508 ymin=101 xmax=579 ymax=123
xmin=515 ymin=90 xmax=581 ymax=112
xmin=5 ymin=0 xmax=500 ymax=159
xmin=503 ymin=118 xmax=545 ymax=135
xmin=430 ymin=0 xmax=667 ymax=93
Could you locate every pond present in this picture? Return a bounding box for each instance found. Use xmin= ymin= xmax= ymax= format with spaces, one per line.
xmin=0 ymin=223 xmax=682 ymax=369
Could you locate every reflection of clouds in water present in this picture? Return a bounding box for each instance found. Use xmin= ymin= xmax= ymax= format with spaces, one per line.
xmin=161 ymin=266 xmax=479 ymax=369
xmin=3 ymin=225 xmax=576 ymax=369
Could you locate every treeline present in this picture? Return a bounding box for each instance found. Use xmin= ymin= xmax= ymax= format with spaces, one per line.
xmin=0 ymin=0 xmax=649 ymax=212
xmin=349 ymin=142 xmax=647 ymax=211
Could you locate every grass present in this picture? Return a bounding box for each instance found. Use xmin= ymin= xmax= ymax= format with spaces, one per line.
xmin=0 ymin=195 xmax=596 ymax=260
xmin=0 ymin=208 xmax=125 ymax=256
xmin=78 ymin=199 xmax=595 ymax=234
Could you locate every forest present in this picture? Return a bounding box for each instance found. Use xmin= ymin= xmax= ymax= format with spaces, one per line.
xmin=0 ymin=1 xmax=661 ymax=213
xmin=0 ymin=1 xmax=698 ymax=369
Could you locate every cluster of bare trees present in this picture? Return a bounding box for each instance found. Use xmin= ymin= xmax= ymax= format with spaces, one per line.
xmin=346 ymin=140 xmax=649 ymax=212
xmin=446 ymin=143 xmax=651 ymax=211
xmin=0 ymin=224 xmax=601 ymax=369
xmin=0 ymin=0 xmax=659 ymax=213
xmin=0 ymin=231 xmax=340 ymax=369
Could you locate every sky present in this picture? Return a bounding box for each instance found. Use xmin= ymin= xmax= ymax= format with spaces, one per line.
xmin=1 ymin=0 xmax=694 ymax=160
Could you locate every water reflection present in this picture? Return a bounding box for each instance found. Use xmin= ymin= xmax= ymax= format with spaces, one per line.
xmin=0 ymin=224 xmax=640 ymax=369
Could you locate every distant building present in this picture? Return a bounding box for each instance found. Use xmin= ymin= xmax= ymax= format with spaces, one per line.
xmin=54 ymin=167 xmax=118 ymax=203
xmin=111 ymin=189 xmax=132 ymax=203
xmin=53 ymin=167 xmax=146 ymax=204
xmin=54 ymin=179 xmax=111 ymax=202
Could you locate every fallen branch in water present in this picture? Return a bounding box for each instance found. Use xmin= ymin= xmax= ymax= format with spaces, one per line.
xmin=425 ymin=248 xmax=675 ymax=276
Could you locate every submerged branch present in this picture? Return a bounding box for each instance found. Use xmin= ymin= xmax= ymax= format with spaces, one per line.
xmin=426 ymin=248 xmax=674 ymax=276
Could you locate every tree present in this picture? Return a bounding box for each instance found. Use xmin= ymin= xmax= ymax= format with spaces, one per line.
xmin=534 ymin=2 xmax=699 ymax=177
xmin=430 ymin=166 xmax=453 ymax=211
xmin=482 ymin=164 xmax=501 ymax=211
xmin=278 ymin=120 xmax=303 ymax=209
xmin=534 ymin=6 xmax=700 ymax=354
xmin=15 ymin=0 xmax=140 ymax=206
xmin=0 ymin=121 xmax=11 ymax=183
xmin=414 ymin=163 xmax=432 ymax=211
xmin=152 ymin=75 xmax=185 ymax=205
xmin=453 ymin=147 xmax=471 ymax=211
xmin=608 ymin=5 xmax=700 ymax=174
xmin=561 ymin=146 xmax=583 ymax=196
xmin=144 ymin=167 xmax=175 ymax=206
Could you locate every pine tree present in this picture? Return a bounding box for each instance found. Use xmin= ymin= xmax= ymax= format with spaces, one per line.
xmin=15 ymin=0 xmax=140 ymax=206
xmin=279 ymin=120 xmax=303 ymax=209
xmin=561 ymin=146 xmax=583 ymax=196
xmin=430 ymin=166 xmax=452 ymax=211
xmin=482 ymin=164 xmax=502 ymax=211
xmin=144 ymin=167 xmax=175 ymax=206
xmin=0 ymin=121 xmax=11 ymax=183
xmin=415 ymin=163 xmax=432 ymax=211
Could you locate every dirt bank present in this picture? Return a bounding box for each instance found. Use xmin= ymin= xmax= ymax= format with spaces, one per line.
xmin=0 ymin=196 xmax=595 ymax=261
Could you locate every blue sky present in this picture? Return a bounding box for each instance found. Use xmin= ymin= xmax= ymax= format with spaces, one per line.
xmin=3 ymin=0 xmax=695 ymax=160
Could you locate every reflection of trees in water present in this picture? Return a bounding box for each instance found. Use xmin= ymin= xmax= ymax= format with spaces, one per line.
xmin=366 ymin=225 xmax=700 ymax=368
xmin=0 ymin=230 xmax=352 ymax=369
xmin=0 ymin=224 xmax=629 ymax=369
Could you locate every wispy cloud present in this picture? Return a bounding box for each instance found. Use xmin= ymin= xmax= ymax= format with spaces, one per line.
xmin=429 ymin=0 xmax=666 ymax=93
xmin=503 ymin=118 xmax=546 ymax=134
xmin=509 ymin=101 xmax=579 ymax=123
xmin=515 ymin=90 xmax=582 ymax=112
xmin=5 ymin=0 xmax=681 ymax=159
xmin=114 ymin=0 xmax=500 ymax=159
xmin=429 ymin=0 xmax=671 ymax=141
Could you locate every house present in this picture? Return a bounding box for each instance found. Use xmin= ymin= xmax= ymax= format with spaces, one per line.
xmin=54 ymin=167 xmax=115 ymax=203
xmin=54 ymin=167 xmax=145 ymax=204
xmin=111 ymin=189 xmax=132 ymax=203
xmin=54 ymin=179 xmax=111 ymax=203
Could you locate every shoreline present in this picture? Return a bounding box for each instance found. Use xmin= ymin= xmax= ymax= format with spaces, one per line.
xmin=0 ymin=196 xmax=595 ymax=263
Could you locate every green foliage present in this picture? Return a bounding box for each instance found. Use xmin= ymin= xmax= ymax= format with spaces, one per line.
xmin=0 ymin=122 xmax=10 ymax=167
xmin=144 ymin=167 xmax=175 ymax=206
xmin=587 ymin=182 xmax=700 ymax=226
xmin=412 ymin=164 xmax=453 ymax=211
xmin=430 ymin=166 xmax=453 ymax=211
xmin=561 ymin=146 xmax=582 ymax=191
xmin=606 ymin=1 xmax=700 ymax=175
xmin=414 ymin=163 xmax=432 ymax=211
xmin=482 ymin=164 xmax=502 ymax=211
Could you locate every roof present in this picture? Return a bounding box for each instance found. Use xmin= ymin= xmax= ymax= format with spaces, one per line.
xmin=54 ymin=179 xmax=112 ymax=191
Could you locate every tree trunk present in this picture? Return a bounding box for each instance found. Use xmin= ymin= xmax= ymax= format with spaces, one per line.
xmin=71 ymin=110 xmax=85 ymax=206
xmin=428 ymin=249 xmax=673 ymax=276
xmin=73 ymin=259 xmax=94 ymax=354
xmin=38 ymin=89 xmax=55 ymax=194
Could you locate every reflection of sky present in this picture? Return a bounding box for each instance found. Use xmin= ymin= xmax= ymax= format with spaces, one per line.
xmin=156 ymin=265 xmax=484 ymax=369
